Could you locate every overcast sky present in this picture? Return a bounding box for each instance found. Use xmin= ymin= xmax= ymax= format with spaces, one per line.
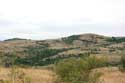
xmin=0 ymin=0 xmax=125 ymax=40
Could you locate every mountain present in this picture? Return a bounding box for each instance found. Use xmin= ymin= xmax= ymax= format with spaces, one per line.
xmin=0 ymin=33 xmax=125 ymax=66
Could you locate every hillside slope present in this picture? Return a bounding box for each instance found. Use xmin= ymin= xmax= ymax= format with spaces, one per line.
xmin=0 ymin=33 xmax=125 ymax=66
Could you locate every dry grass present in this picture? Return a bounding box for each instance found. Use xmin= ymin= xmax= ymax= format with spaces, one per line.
xmin=0 ymin=67 xmax=125 ymax=83
xmin=95 ymin=67 xmax=125 ymax=83
xmin=0 ymin=68 xmax=55 ymax=83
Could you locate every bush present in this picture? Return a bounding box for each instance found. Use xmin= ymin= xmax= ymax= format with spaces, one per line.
xmin=55 ymin=56 xmax=106 ymax=83
xmin=85 ymin=56 xmax=107 ymax=70
xmin=55 ymin=58 xmax=89 ymax=83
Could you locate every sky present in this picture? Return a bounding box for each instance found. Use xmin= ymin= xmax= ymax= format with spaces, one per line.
xmin=0 ymin=0 xmax=125 ymax=40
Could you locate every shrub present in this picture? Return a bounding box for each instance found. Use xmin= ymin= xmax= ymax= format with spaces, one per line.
xmin=85 ymin=56 xmax=107 ymax=70
xmin=55 ymin=56 xmax=106 ymax=83
xmin=55 ymin=58 xmax=89 ymax=83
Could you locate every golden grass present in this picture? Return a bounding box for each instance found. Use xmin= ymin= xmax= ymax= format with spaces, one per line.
xmin=0 ymin=68 xmax=55 ymax=83
xmin=95 ymin=67 xmax=125 ymax=83
xmin=0 ymin=67 xmax=125 ymax=83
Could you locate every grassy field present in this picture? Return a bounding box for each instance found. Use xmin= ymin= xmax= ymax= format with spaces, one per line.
xmin=0 ymin=68 xmax=55 ymax=83
xmin=94 ymin=67 xmax=125 ymax=83
xmin=0 ymin=67 xmax=124 ymax=83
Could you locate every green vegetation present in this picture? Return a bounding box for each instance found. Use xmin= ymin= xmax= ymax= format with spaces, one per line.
xmin=62 ymin=35 xmax=80 ymax=44
xmin=0 ymin=52 xmax=17 ymax=67
xmin=4 ymin=38 xmax=28 ymax=41
xmin=15 ymin=46 xmax=90 ymax=66
xmin=0 ymin=47 xmax=90 ymax=67
xmin=85 ymin=56 xmax=107 ymax=69
xmin=55 ymin=56 xmax=106 ymax=83
xmin=15 ymin=52 xmax=89 ymax=66
xmin=16 ymin=48 xmax=71 ymax=66
xmin=106 ymin=37 xmax=125 ymax=43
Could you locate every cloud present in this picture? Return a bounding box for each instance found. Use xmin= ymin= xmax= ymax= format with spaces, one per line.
xmin=0 ymin=0 xmax=125 ymax=40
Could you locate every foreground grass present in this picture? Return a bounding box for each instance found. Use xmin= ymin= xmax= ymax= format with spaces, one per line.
xmin=95 ymin=67 xmax=125 ymax=83
xmin=0 ymin=67 xmax=125 ymax=83
xmin=0 ymin=54 xmax=124 ymax=83
xmin=0 ymin=67 xmax=55 ymax=83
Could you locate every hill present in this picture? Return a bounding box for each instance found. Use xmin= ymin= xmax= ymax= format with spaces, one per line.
xmin=0 ymin=33 xmax=125 ymax=66
xmin=4 ymin=38 xmax=29 ymax=41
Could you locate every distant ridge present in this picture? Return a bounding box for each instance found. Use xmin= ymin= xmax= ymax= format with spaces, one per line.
xmin=2 ymin=33 xmax=125 ymax=41
xmin=4 ymin=38 xmax=28 ymax=41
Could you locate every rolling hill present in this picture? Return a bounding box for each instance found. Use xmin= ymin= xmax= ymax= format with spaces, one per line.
xmin=0 ymin=33 xmax=125 ymax=66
